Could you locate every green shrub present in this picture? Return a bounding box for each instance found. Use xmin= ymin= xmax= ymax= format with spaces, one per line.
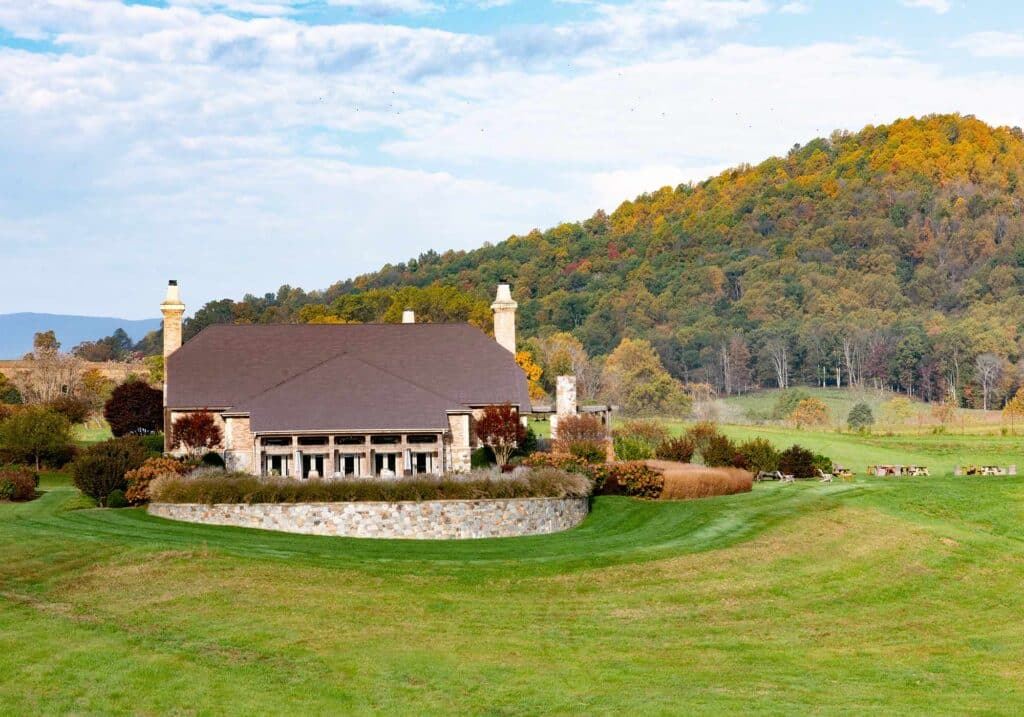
xmin=655 ymin=436 xmax=696 ymax=463
xmin=201 ymin=452 xmax=225 ymax=468
xmin=813 ymin=453 xmax=834 ymax=474
xmin=71 ymin=437 xmax=150 ymax=505
xmin=565 ymin=440 xmax=606 ymax=463
xmin=847 ymin=402 xmax=875 ymax=431
xmin=150 ymin=468 xmax=592 ymax=504
xmin=735 ymin=438 xmax=780 ymax=473
xmin=771 ymin=388 xmax=811 ymax=420
xmin=138 ymin=433 xmax=165 ymax=454
xmin=613 ymin=435 xmax=654 ymax=461
xmin=702 ymin=434 xmax=738 ymax=467
xmin=0 ymin=466 xmax=37 ymax=501
xmin=105 ymin=489 xmax=128 ymax=508
xmin=471 ymin=446 xmax=493 ymax=468
xmin=778 ymin=444 xmax=816 ymax=479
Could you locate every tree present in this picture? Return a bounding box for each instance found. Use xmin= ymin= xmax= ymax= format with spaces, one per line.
xmin=847 ymin=402 xmax=875 ymax=431
xmin=529 ymin=332 xmax=599 ymax=400
xmin=602 ymin=338 xmax=690 ymax=417
xmin=12 ymin=333 xmax=83 ymax=405
xmin=0 ymin=406 xmax=73 ymax=470
xmin=171 ymin=411 xmax=223 ymax=457
xmin=884 ymin=396 xmax=915 ymax=424
xmin=0 ymin=372 xmax=22 ymax=404
xmin=474 ymin=403 xmax=525 ymax=468
xmin=142 ymin=355 xmax=164 ymax=384
xmin=974 ymin=353 xmax=1004 ymax=410
xmin=1002 ymin=387 xmax=1024 ymax=428
xmin=515 ymin=350 xmax=545 ymax=401
xmin=789 ymin=398 xmax=830 ymax=429
xmin=104 ymin=381 xmax=164 ymax=437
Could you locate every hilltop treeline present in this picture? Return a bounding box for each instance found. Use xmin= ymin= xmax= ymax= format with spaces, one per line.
xmin=140 ymin=114 xmax=1024 ymax=409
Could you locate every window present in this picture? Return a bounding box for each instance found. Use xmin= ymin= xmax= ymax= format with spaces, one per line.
xmin=413 ymin=452 xmax=434 ymax=474
xmin=408 ymin=434 xmax=438 ymax=444
xmin=262 ymin=437 xmax=291 ymax=447
xmin=336 ymin=436 xmax=365 ymax=445
xmin=298 ymin=436 xmax=328 ymax=446
xmin=371 ymin=435 xmax=400 ymax=445
xmin=264 ymin=454 xmax=291 ymax=477
xmin=301 ymin=454 xmax=325 ymax=478
xmin=374 ymin=452 xmax=398 ymax=476
xmin=336 ymin=454 xmax=361 ymax=477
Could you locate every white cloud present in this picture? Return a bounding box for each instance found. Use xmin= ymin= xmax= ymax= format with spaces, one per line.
xmin=778 ymin=1 xmax=810 ymax=14
xmin=954 ymin=31 xmax=1024 ymax=58
xmin=0 ymin=0 xmax=1021 ymax=317
xmin=900 ymin=0 xmax=951 ymax=14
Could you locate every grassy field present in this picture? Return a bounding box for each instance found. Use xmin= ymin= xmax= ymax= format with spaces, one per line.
xmin=3 ymin=467 xmax=1024 ymax=714
xmin=716 ymin=387 xmax=1005 ymax=432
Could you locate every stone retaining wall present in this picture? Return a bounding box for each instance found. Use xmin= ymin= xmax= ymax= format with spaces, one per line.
xmin=147 ymin=497 xmax=589 ymax=539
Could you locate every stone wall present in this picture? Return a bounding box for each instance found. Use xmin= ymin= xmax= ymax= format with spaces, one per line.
xmin=148 ymin=497 xmax=589 ymax=539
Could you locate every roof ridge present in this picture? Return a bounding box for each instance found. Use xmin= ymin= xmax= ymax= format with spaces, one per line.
xmin=346 ymin=352 xmax=465 ymax=406
xmin=231 ymin=347 xmax=352 ymax=407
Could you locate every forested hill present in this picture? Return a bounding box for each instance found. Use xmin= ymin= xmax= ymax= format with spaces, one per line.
xmin=184 ymin=114 xmax=1024 ymax=408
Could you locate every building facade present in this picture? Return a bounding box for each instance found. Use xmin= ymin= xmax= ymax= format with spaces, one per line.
xmin=161 ymin=282 xmax=531 ymax=478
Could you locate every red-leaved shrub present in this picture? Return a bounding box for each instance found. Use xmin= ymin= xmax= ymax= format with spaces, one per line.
xmin=0 ymin=466 xmax=38 ymax=501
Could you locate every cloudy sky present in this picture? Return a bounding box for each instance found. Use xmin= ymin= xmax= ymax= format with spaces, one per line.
xmin=3 ymin=0 xmax=1024 ymax=318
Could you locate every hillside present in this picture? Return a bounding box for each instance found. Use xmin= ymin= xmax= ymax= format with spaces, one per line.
xmin=185 ymin=114 xmax=1024 ymax=408
xmin=0 ymin=313 xmax=160 ymax=359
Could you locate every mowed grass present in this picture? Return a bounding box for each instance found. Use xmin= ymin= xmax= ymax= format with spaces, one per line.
xmin=3 ymin=466 xmax=1024 ymax=714
xmin=659 ymin=421 xmax=1024 ymax=476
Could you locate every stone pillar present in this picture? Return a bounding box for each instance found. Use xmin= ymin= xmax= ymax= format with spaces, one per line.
xmin=551 ymin=375 xmax=577 ymax=440
xmin=402 ymin=308 xmax=415 ymax=324
xmin=490 ymin=281 xmax=517 ymax=354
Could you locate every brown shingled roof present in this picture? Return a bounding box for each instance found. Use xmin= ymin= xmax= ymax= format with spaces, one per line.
xmin=166 ymin=323 xmax=531 ymax=433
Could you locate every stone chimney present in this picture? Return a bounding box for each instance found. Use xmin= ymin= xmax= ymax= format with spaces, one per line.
xmin=402 ymin=308 xmax=415 ymax=324
xmin=491 ymin=280 xmax=517 ymax=354
xmin=161 ymin=280 xmax=186 ymax=359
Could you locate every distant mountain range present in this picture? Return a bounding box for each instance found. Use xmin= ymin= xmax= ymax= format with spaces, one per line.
xmin=0 ymin=313 xmax=161 ymax=360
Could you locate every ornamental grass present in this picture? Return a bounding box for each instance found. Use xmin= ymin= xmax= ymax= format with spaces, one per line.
xmin=150 ymin=467 xmax=591 ymax=505
xmin=645 ymin=460 xmax=753 ymax=500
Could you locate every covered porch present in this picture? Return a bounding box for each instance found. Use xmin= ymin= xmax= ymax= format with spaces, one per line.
xmin=257 ymin=432 xmax=446 ymax=479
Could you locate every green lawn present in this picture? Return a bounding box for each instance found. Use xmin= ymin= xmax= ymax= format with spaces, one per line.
xmin=3 ymin=468 xmax=1024 ymax=714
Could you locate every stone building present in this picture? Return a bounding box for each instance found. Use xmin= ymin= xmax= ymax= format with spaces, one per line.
xmin=161 ymin=281 xmax=531 ymax=478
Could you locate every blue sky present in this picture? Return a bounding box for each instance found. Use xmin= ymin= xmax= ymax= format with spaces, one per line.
xmin=2 ymin=0 xmax=1024 ymax=318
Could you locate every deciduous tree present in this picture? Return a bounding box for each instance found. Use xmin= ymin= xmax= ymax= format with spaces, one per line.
xmin=474 ymin=403 xmax=526 ymax=468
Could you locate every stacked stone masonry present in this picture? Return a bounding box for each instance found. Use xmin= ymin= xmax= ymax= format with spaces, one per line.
xmin=148 ymin=497 xmax=589 ymax=539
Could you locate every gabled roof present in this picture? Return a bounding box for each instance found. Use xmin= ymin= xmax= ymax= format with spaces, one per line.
xmin=166 ymin=323 xmax=531 ymax=433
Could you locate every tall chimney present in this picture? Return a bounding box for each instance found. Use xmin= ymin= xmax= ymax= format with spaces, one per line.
xmin=161 ymin=280 xmax=186 ymax=359
xmin=402 ymin=308 xmax=415 ymax=324
xmin=491 ymin=280 xmax=517 ymax=354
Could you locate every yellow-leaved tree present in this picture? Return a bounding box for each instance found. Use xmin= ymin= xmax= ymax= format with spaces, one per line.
xmin=515 ymin=350 xmax=546 ymax=401
xmin=788 ymin=398 xmax=830 ymax=429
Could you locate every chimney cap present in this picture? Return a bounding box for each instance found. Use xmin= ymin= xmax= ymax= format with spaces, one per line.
xmin=168 ymin=279 xmax=178 ymax=286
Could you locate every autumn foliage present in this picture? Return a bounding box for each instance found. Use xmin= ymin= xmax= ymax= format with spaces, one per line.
xmin=104 ymin=381 xmax=164 ymax=437
xmin=172 ymin=412 xmax=223 ymax=457
xmin=474 ymin=403 xmax=526 ymax=468
xmin=125 ymin=457 xmax=189 ymax=505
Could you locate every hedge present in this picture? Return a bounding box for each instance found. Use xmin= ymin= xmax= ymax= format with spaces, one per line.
xmin=150 ymin=468 xmax=592 ymax=504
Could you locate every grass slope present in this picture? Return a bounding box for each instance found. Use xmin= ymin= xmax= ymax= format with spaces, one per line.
xmin=2 ymin=470 xmax=1024 ymax=714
